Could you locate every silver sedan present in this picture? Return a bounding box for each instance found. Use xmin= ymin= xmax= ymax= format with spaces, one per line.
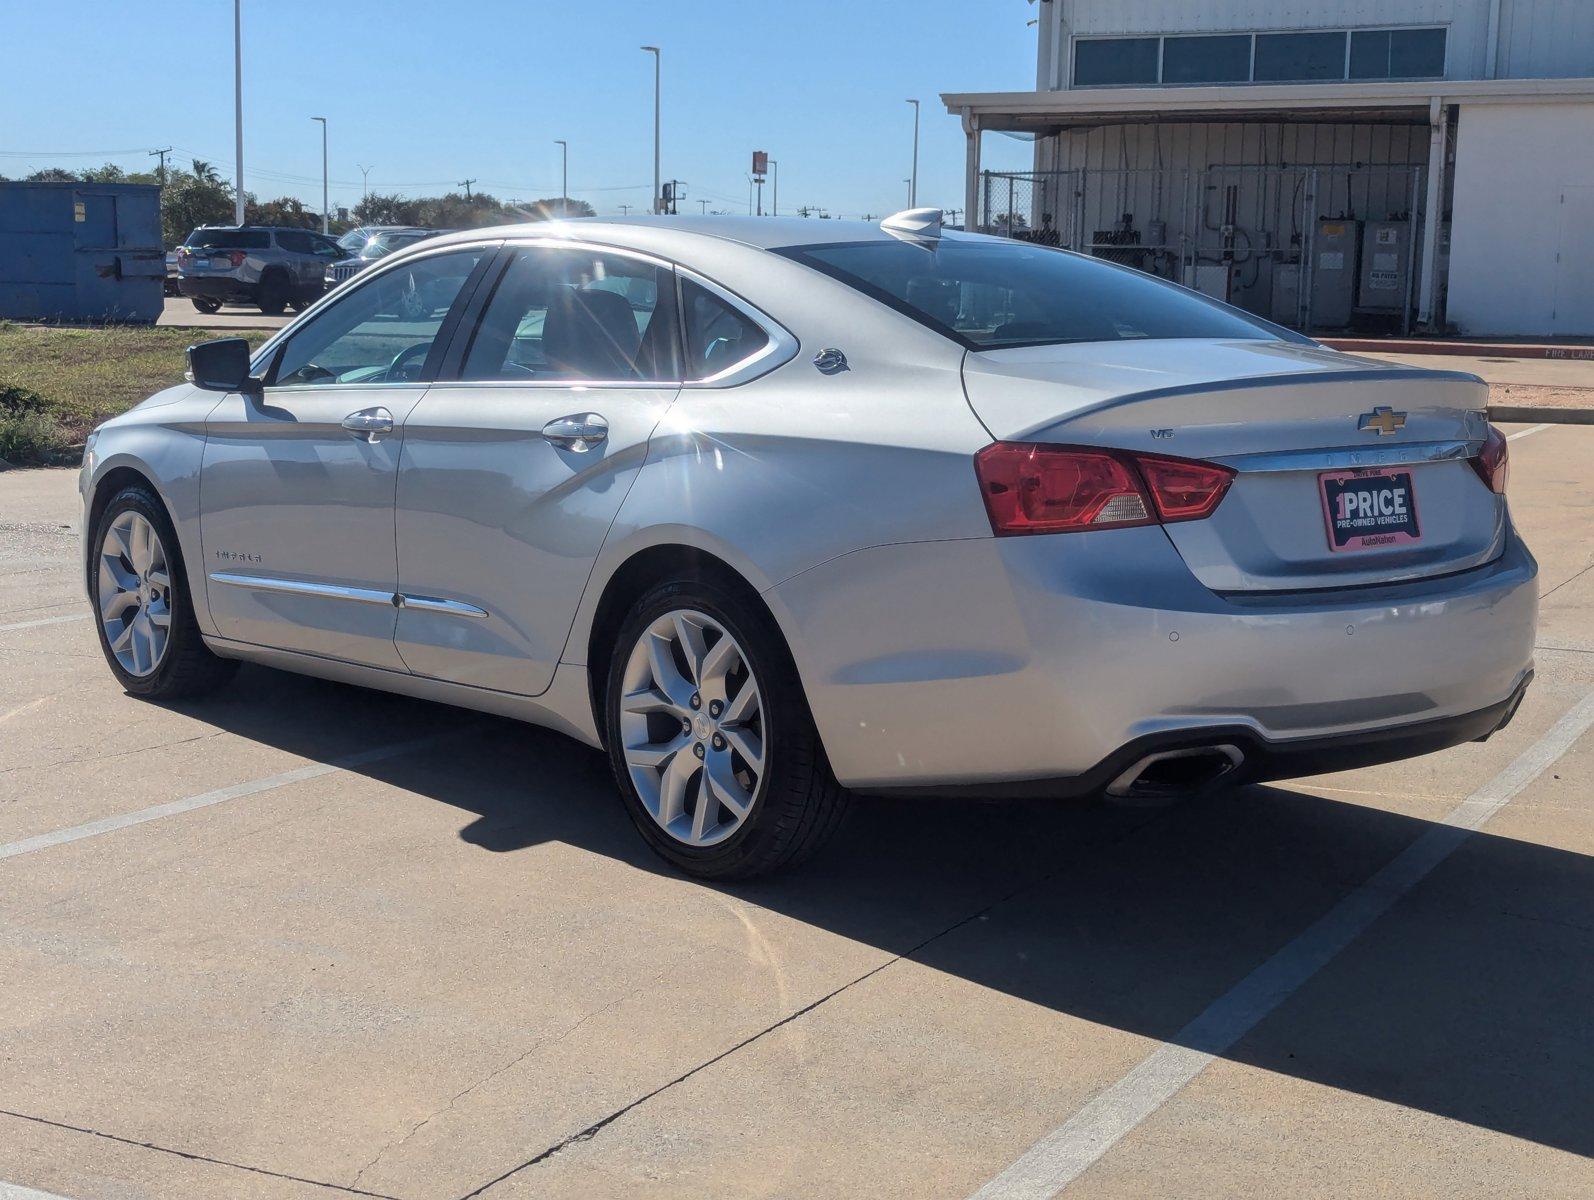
xmin=79 ymin=212 xmax=1537 ymax=878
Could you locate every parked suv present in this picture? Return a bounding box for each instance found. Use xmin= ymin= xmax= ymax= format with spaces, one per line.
xmin=176 ymin=226 xmax=347 ymax=315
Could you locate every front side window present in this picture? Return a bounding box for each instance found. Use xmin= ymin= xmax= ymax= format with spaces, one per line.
xmin=680 ymin=279 xmax=771 ymax=380
xmin=461 ymin=247 xmax=676 ymax=382
xmin=272 ymin=248 xmax=486 ymax=386
xmin=276 ymin=230 xmax=313 ymax=254
xmin=778 ymin=239 xmax=1285 ymax=351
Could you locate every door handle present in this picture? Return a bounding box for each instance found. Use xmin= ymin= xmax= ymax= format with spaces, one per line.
xmin=341 ymin=407 xmax=394 ymax=443
xmin=541 ymin=412 xmax=608 ymax=452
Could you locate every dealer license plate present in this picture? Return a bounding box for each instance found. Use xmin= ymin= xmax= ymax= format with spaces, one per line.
xmin=1318 ymin=467 xmax=1421 ymax=552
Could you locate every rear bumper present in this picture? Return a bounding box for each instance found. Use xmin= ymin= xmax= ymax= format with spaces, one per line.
xmin=178 ymin=276 xmax=254 ymax=301
xmin=767 ymin=523 xmax=1538 ymax=793
xmin=868 ymin=672 xmax=1531 ymax=799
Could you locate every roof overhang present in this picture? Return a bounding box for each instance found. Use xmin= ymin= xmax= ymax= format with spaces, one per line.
xmin=941 ymin=77 xmax=1594 ymax=133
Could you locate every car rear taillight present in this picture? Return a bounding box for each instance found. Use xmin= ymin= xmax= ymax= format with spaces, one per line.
xmin=1133 ymin=453 xmax=1236 ymax=522
xmin=1469 ymin=424 xmax=1509 ymax=495
xmin=227 ymin=250 xmax=247 ymax=267
xmin=974 ymin=443 xmax=1235 ymax=536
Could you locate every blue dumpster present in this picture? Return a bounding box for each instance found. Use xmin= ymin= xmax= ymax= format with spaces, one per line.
xmin=0 ymin=181 xmax=165 ymax=323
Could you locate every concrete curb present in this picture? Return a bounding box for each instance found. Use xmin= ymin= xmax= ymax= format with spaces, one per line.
xmin=1487 ymin=405 xmax=1594 ymax=425
xmin=1323 ymin=337 xmax=1594 ymax=360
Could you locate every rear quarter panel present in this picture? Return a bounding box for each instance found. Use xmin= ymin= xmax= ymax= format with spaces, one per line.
xmin=561 ymin=250 xmax=993 ymax=670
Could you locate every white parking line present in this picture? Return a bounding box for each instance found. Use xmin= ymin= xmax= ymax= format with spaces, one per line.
xmin=0 ymin=729 xmax=469 ymax=862
xmin=0 ymin=1182 xmax=78 ymax=1200
xmin=0 ymin=613 xmax=89 ymax=634
xmin=1506 ymin=423 xmax=1552 ymax=442
xmin=969 ymin=688 xmax=1594 ymax=1200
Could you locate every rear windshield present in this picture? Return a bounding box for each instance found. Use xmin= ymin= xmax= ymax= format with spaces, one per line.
xmin=184 ymin=229 xmax=270 ymax=250
xmin=775 ymin=238 xmax=1290 ymax=350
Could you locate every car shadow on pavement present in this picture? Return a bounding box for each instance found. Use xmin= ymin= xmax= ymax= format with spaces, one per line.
xmin=183 ymin=664 xmax=1594 ymax=1163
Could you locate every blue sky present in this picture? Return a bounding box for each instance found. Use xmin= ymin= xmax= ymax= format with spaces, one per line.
xmin=1 ymin=0 xmax=1039 ymax=218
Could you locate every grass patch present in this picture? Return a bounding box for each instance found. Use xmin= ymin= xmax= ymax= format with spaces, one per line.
xmin=0 ymin=323 xmax=269 ymax=466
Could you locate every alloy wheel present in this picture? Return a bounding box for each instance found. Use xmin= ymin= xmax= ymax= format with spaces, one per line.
xmin=97 ymin=511 xmax=172 ymax=677
xmin=618 ymin=609 xmax=766 ymax=847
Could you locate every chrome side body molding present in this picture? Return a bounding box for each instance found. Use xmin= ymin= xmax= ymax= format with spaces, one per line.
xmin=209 ymin=572 xmax=488 ymax=619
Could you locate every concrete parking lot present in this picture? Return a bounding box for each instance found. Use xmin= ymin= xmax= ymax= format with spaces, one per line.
xmin=156 ymin=298 xmax=291 ymax=332
xmin=1 ymin=424 xmax=1590 ymax=1200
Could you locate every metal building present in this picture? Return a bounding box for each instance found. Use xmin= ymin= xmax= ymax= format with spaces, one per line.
xmin=942 ymin=1 xmax=1594 ymax=337
xmin=0 ymin=181 xmax=165 ymax=323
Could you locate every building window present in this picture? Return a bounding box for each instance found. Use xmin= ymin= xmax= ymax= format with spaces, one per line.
xmin=1255 ymin=32 xmax=1346 ymax=81
xmin=1350 ymin=27 xmax=1447 ymax=79
xmin=1073 ymin=37 xmax=1159 ymax=87
xmin=1073 ymin=26 xmax=1445 ymax=87
xmin=1162 ymin=35 xmax=1252 ymax=84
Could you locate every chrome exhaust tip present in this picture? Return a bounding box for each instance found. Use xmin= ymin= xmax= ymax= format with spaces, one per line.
xmin=1106 ymin=743 xmax=1245 ymax=800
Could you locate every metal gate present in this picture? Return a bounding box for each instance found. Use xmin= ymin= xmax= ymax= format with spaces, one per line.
xmin=979 ymin=165 xmax=1427 ymax=334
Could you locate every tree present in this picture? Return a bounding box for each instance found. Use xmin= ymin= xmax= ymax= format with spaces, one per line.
xmin=520 ymin=197 xmax=596 ymax=220
xmin=24 ymin=167 xmax=79 ymax=183
xmin=245 ymin=195 xmax=319 ymax=229
xmin=160 ymin=165 xmax=235 ymax=248
xmin=352 ymin=192 xmax=420 ymax=226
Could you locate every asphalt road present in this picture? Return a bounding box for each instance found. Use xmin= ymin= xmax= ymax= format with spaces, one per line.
xmin=1 ymin=425 xmax=1590 ymax=1200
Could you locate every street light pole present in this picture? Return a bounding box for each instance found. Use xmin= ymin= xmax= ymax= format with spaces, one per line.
xmin=311 ymin=117 xmax=328 ymax=233
xmin=554 ymin=139 xmax=568 ymax=214
xmin=905 ymin=98 xmax=920 ymax=208
xmin=233 ymin=0 xmax=245 ymax=225
xmin=641 ymin=46 xmax=661 ymax=213
xmin=770 ymin=159 xmax=778 ymax=216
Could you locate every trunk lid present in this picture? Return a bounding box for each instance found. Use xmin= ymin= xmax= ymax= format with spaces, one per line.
xmin=961 ymin=338 xmax=1502 ymax=592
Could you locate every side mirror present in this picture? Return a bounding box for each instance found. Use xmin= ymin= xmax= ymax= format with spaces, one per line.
xmin=186 ymin=337 xmax=259 ymax=394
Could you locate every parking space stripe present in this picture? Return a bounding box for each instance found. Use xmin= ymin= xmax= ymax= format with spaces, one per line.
xmin=968 ymin=688 xmax=1594 ymax=1200
xmin=0 ymin=729 xmax=470 ymax=862
xmin=0 ymin=1182 xmax=78 ymax=1200
xmin=0 ymin=614 xmax=89 ymax=634
xmin=1506 ymin=423 xmax=1551 ymax=442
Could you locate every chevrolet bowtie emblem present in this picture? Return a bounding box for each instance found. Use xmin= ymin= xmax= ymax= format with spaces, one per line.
xmin=1358 ymin=406 xmax=1407 ymax=436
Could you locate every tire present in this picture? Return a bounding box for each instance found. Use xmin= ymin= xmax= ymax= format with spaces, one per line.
xmin=256 ymin=272 xmax=289 ymax=315
xmin=604 ymin=578 xmax=848 ymax=880
xmin=190 ymin=296 xmax=223 ymax=314
xmin=89 ymin=484 xmax=238 ymax=700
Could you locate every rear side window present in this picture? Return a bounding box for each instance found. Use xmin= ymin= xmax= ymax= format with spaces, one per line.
xmin=461 ymin=247 xmax=678 ymax=383
xmin=184 ymin=229 xmax=270 ymax=250
xmin=680 ymin=279 xmax=770 ymax=379
xmin=777 ymin=239 xmax=1288 ymax=350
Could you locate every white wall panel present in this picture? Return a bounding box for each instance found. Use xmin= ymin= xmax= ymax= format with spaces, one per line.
xmin=1448 ymin=101 xmax=1594 ymax=334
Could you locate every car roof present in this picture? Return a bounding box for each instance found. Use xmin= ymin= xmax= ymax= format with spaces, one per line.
xmin=420 ymin=215 xmax=992 ymax=257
